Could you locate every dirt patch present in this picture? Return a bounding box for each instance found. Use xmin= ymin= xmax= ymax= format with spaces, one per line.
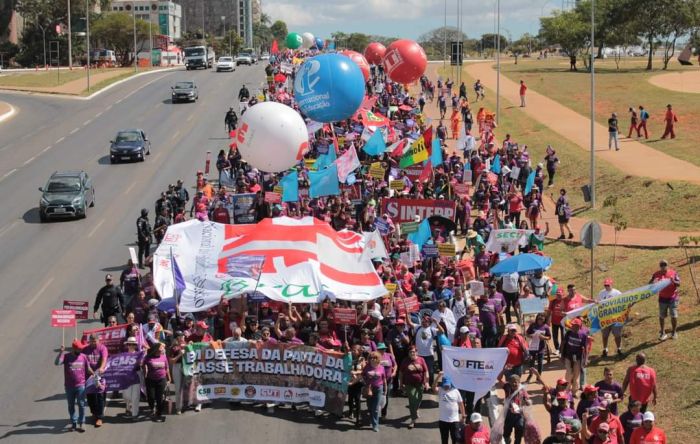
xmin=648 ymin=70 xmax=700 ymax=94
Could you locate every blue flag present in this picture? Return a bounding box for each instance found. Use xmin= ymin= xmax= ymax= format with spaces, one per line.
xmin=362 ymin=129 xmax=385 ymax=156
xmin=280 ymin=170 xmax=299 ymax=202
xmin=524 ymin=171 xmax=536 ymax=195
xmin=407 ymin=219 xmax=432 ymax=249
xmin=314 ymin=143 xmax=337 ymax=170
xmin=309 ymin=164 xmax=340 ymax=198
xmin=431 ymin=138 xmax=443 ymax=167
xmin=491 ymin=154 xmax=501 ymax=174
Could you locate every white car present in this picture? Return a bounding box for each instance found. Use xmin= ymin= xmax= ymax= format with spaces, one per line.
xmin=216 ymin=57 xmax=235 ymax=72
xmin=260 ymin=53 xmax=270 ymax=61
xmin=236 ymin=54 xmax=253 ymax=66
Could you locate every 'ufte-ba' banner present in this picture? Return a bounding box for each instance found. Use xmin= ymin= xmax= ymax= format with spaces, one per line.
xmin=183 ymin=341 xmax=351 ymax=415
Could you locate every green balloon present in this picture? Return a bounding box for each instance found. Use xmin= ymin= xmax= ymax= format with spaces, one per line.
xmin=286 ymin=32 xmax=303 ymax=50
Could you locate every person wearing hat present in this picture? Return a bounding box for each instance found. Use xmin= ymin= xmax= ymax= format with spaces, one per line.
xmin=376 ymin=342 xmax=396 ymax=418
xmin=650 ymin=259 xmax=681 ymax=340
xmin=597 ymin=278 xmax=623 ymax=356
xmin=629 ymin=411 xmax=666 ymax=444
xmin=498 ymin=324 xmax=529 ymax=379
xmin=544 ymin=387 xmax=578 ymax=435
xmin=55 ymin=339 xmax=91 ymax=432
xmin=94 ymin=274 xmax=125 ymax=326
xmin=608 ymin=112 xmax=619 ymax=151
xmin=432 ymin=372 xmax=465 ymax=444
xmin=584 ymin=421 xmax=613 ymax=444
xmin=121 ymin=337 xmax=142 ymax=419
xmin=661 ymin=103 xmax=677 ymax=139
xmin=561 ymin=318 xmax=588 ymax=394
xmin=142 ymin=342 xmax=171 ymax=422
xmin=464 ymin=412 xmax=490 ymax=443
xmin=502 ymin=373 xmax=531 ymax=444
xmin=143 ymin=313 xmax=165 ymax=345
xmin=188 ymin=320 xmax=213 ymax=343
xmin=576 ymin=384 xmax=602 ymax=418
xmin=542 ymin=421 xmax=569 ymax=444
xmin=584 ymin=399 xmax=625 ymax=444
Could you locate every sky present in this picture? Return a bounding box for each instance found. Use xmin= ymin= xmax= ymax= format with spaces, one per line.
xmin=263 ymin=0 xmax=566 ymax=42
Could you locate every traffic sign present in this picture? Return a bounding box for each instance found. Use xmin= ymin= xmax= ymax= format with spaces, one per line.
xmin=580 ymin=220 xmax=602 ymax=249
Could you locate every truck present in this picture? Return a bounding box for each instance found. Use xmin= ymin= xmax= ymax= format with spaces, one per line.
xmin=184 ymin=45 xmax=215 ymax=70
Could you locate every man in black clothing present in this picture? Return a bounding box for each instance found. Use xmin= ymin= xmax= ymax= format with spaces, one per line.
xmin=155 ymin=192 xmax=173 ymax=221
xmin=238 ymin=84 xmax=250 ymax=102
xmin=173 ymin=179 xmax=189 ymax=212
xmin=153 ymin=209 xmax=170 ymax=245
xmin=136 ymin=208 xmax=152 ymax=267
xmin=225 ymin=108 xmax=238 ymax=132
xmin=94 ymin=274 xmax=125 ymax=326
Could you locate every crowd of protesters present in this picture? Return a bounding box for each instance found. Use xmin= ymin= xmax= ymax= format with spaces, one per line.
xmin=55 ymin=47 xmax=679 ymax=444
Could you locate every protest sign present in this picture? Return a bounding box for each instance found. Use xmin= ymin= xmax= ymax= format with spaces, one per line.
xmin=510 ymin=166 xmax=520 ymax=180
xmin=264 ymin=192 xmax=281 ymax=204
xmin=51 ymin=310 xmax=76 ymax=328
xmin=230 ymin=193 xmax=257 ymax=224
xmin=403 ymin=164 xmax=425 ymax=181
xmin=369 ymin=162 xmax=385 ymax=180
xmin=396 ymin=296 xmax=420 ymax=315
xmin=453 ymin=183 xmax=470 ymax=197
xmin=63 ymin=300 xmax=89 ymax=320
xmin=82 ymin=324 xmax=130 ymax=355
xmin=438 ymin=243 xmax=456 ymax=257
xmin=381 ymin=198 xmax=456 ymax=223
xmin=464 ymin=169 xmax=472 ymax=183
xmin=468 ymin=280 xmax=484 ymax=296
xmin=280 ymin=62 xmax=294 ymax=74
xmin=390 ymin=180 xmax=405 ymax=191
xmin=101 ymin=352 xmax=144 ymax=391
xmin=374 ymin=217 xmax=390 ymax=235
xmin=182 ymin=341 xmax=350 ymax=415
xmin=401 ymin=221 xmax=419 ymax=234
xmin=273 ymin=185 xmax=283 ymax=194
xmin=385 ymin=283 xmax=398 ymax=294
xmin=129 ymin=246 xmax=139 ymax=267
xmin=441 ymin=346 xmax=509 ymax=406
xmin=422 ymin=244 xmax=439 ymax=258
xmin=484 ymin=229 xmax=535 ymax=253
xmin=332 ymin=308 xmax=357 ymax=325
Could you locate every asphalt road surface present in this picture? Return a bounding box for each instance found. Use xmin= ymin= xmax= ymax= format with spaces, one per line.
xmin=0 ymin=67 xmax=443 ymax=443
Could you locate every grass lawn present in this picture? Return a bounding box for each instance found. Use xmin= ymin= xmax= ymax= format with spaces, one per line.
xmin=541 ymin=240 xmax=700 ymax=444
xmin=441 ymin=64 xmax=700 ymax=232
xmin=0 ymin=68 xmax=129 ymax=87
xmin=498 ymin=57 xmax=700 ymax=167
xmin=79 ymin=70 xmax=141 ymax=96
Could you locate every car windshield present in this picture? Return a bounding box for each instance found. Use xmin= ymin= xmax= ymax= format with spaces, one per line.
xmin=46 ymin=178 xmax=81 ymax=193
xmin=219 ymin=57 xmax=232 ymax=62
xmin=175 ymin=82 xmax=193 ymax=89
xmin=185 ymin=48 xmax=204 ymax=56
xmin=116 ymin=131 xmax=142 ymax=142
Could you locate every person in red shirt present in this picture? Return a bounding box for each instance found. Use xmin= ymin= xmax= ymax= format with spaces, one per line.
xmin=519 ymin=80 xmax=527 ymax=107
xmin=660 ymin=104 xmax=678 ymax=139
xmin=546 ymin=288 xmax=566 ymax=352
xmin=629 ymin=411 xmax=666 ymax=444
xmin=497 ymin=324 xmax=529 ymax=379
xmin=583 ymin=400 xmax=625 ymax=444
xmin=621 ymin=353 xmax=657 ymax=412
xmin=211 ymin=202 xmax=231 ymax=224
xmin=649 ymin=259 xmax=681 ymax=340
xmin=464 ymin=412 xmax=490 ymax=443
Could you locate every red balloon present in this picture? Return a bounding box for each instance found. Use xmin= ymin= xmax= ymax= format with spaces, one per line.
xmin=340 ymin=50 xmax=370 ymax=81
xmin=364 ymin=42 xmax=386 ymax=65
xmin=382 ymin=39 xmax=427 ymax=84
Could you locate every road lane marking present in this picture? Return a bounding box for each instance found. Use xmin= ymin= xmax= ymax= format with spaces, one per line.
xmin=125 ymin=182 xmax=137 ymax=195
xmin=1 ymin=169 xmax=17 ymax=180
xmin=23 ymin=156 xmax=36 ymax=166
xmin=0 ymin=220 xmax=18 ymax=238
xmin=0 ymin=144 xmax=12 ymax=152
xmin=187 ymin=114 xmax=194 ymax=122
xmin=95 ymin=111 xmax=104 ymax=118
xmin=83 ymin=119 xmax=93 ymax=126
xmin=105 ymin=105 xmax=113 ymax=111
xmin=55 ymin=136 xmax=65 ymax=144
xmin=25 ymin=277 xmax=55 ymax=308
xmin=170 ymin=130 xmax=180 ymax=141
xmin=87 ymin=218 xmax=106 ymax=238
xmin=70 ymin=127 xmax=79 ymax=135
xmin=41 ymin=145 xmax=52 ymax=153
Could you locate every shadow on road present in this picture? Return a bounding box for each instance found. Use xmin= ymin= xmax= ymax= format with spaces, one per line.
xmin=0 ymin=419 xmax=71 ymax=438
xmin=22 ymin=208 xmax=42 ymax=224
xmin=97 ymin=155 xmax=112 ymax=165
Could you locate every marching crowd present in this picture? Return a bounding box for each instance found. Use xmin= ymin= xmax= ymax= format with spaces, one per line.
xmin=55 ymin=49 xmax=680 ymax=444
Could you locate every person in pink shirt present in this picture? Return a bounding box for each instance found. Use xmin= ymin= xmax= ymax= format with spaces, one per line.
xmin=82 ymin=334 xmax=108 ymax=427
xmin=649 ymin=259 xmax=681 ymax=340
xmin=55 ymin=339 xmax=93 ymax=432
xmin=142 ymin=342 xmax=172 ymax=422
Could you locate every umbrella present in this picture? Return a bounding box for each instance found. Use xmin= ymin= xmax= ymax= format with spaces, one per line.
xmin=428 ymin=215 xmax=456 ymax=234
xmin=489 ymin=253 xmax=552 ymax=276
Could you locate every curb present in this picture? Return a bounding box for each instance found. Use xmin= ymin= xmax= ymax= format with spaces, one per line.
xmin=0 ymin=102 xmax=16 ymax=123
xmin=0 ymin=67 xmax=181 ymax=101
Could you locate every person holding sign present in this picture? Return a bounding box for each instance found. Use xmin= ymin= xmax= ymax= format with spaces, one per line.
xmin=55 ymin=339 xmax=92 ymax=432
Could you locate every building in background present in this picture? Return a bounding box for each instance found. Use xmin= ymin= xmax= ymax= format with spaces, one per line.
xmin=6 ymin=10 xmax=25 ymax=45
xmin=178 ymin=0 xmax=258 ymax=49
xmin=110 ymin=0 xmax=182 ymax=41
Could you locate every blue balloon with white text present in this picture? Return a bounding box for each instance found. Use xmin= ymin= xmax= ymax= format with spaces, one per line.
xmin=293 ymin=54 xmax=365 ymax=123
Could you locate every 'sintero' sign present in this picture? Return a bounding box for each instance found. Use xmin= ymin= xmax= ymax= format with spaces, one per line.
xmin=381 ymin=198 xmax=456 ymax=223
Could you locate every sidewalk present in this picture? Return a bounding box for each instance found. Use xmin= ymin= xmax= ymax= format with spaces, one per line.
xmin=465 ymin=62 xmax=700 ymax=185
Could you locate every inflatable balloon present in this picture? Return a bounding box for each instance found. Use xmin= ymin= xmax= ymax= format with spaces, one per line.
xmin=340 ymin=50 xmax=370 ymax=82
xmin=315 ymin=37 xmax=325 ymax=50
xmin=236 ymin=102 xmax=309 ymax=173
xmin=294 ymin=53 xmax=365 ymax=123
xmin=286 ymin=32 xmax=303 ymax=50
xmin=301 ymin=32 xmax=315 ymax=49
xmin=364 ymin=42 xmax=386 ymax=65
xmin=382 ymin=39 xmax=427 ymax=84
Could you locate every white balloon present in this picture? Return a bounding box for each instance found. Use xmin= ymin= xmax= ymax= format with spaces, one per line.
xmin=301 ymin=32 xmax=315 ymax=49
xmin=236 ymin=102 xmax=309 ymax=173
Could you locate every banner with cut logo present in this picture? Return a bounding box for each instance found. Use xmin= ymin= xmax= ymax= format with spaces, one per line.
xmin=441 ymin=346 xmax=509 ymax=405
xmin=182 ymin=341 xmax=350 ymax=415
xmin=484 ymin=229 xmax=535 ymax=253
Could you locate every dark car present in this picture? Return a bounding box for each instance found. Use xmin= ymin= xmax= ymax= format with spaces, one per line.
xmin=171 ymin=81 xmax=198 ymax=103
xmin=39 ymin=170 xmax=95 ymax=222
xmin=109 ymin=129 xmax=150 ymax=163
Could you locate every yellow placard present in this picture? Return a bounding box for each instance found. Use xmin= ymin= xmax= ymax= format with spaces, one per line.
xmin=273 ymin=185 xmax=283 ymax=194
xmin=369 ymin=162 xmax=385 ymax=180
xmin=438 ymin=243 xmax=456 ymax=257
xmin=390 ymin=180 xmax=405 ymax=190
xmin=385 ymin=283 xmax=398 ymax=294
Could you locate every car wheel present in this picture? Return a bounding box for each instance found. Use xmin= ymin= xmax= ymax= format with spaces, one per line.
xmin=40 ymin=211 xmax=47 ymax=223
xmin=110 ymin=157 xmax=115 ymax=164
xmin=140 ymin=149 xmax=146 ymax=161
xmin=91 ymin=189 xmax=95 ymax=207
xmin=81 ymin=205 xmax=87 ymax=219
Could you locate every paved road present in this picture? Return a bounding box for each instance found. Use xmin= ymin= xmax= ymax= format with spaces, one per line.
xmin=0 ymin=68 xmax=441 ymax=443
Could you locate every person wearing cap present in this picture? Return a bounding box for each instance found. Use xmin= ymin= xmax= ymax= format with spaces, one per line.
xmin=142 ymin=342 xmax=171 ymax=422
xmin=94 ymin=274 xmax=125 ymax=326
xmin=188 ymin=320 xmax=213 ymax=343
xmin=498 ymin=324 xmax=529 ymax=379
xmin=362 ymin=351 xmax=387 ymax=432
xmin=650 ymin=259 xmax=681 ymax=340
xmin=55 ymin=339 xmax=92 ymax=432
xmin=584 ymin=399 xmax=625 ymax=444
xmin=619 ymin=400 xmax=643 ymax=443
xmin=406 ymin=314 xmax=438 ymax=386
xmin=629 ymin=411 xmax=666 ymax=444
xmin=608 ymin=112 xmax=619 ymax=151
xmin=661 ymin=103 xmax=678 ymax=139
xmin=542 ymin=421 xmax=569 ymax=444
xmin=142 ymin=313 xmax=165 ymax=345
xmin=595 ymin=367 xmax=624 ymax=416
xmin=622 ymin=352 xmax=657 ymax=412
xmin=121 ymin=337 xmax=142 ymax=419
xmin=576 ymin=384 xmax=602 ymax=419
xmin=433 ymin=372 xmax=465 ymax=444
xmin=544 ymin=387 xmax=578 ymax=435
xmin=561 ymin=318 xmax=588 ymax=394
xmin=598 ymin=278 xmax=623 ymax=356
xmin=376 ymin=342 xmax=396 ymax=418
xmin=464 ymin=412 xmax=490 ymax=443
xmin=399 ymin=345 xmax=430 ymax=428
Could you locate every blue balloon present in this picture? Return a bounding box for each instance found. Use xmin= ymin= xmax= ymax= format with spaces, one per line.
xmin=315 ymin=37 xmax=324 ymax=50
xmin=294 ymin=54 xmax=365 ymax=123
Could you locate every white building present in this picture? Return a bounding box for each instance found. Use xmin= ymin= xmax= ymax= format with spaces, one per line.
xmin=110 ymin=0 xmax=182 ymax=41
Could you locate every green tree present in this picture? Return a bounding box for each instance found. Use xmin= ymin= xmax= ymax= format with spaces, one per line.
xmin=479 ymin=33 xmax=508 ymax=51
xmin=628 ymin=0 xmax=682 ymax=70
xmin=658 ymin=0 xmax=694 ymax=69
xmin=91 ymin=12 xmax=149 ymax=66
xmin=269 ymin=20 xmax=288 ymax=43
xmin=212 ymin=31 xmax=242 ymax=57
xmin=418 ymin=26 xmax=469 ymax=61
xmin=539 ymin=9 xmax=589 ymax=71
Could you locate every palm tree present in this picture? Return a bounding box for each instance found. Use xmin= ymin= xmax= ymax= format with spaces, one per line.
xmin=260 ymin=13 xmax=271 ymax=26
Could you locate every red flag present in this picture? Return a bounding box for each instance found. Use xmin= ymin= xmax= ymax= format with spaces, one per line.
xmin=360 ymin=109 xmax=390 ymax=127
xmin=271 ymin=40 xmax=279 ymax=54
xmin=418 ymin=160 xmax=432 ymax=182
xmin=389 ymin=139 xmax=407 ymax=157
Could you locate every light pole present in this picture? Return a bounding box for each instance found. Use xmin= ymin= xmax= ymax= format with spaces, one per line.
xmin=148 ymin=7 xmax=153 ymax=67
xmin=496 ymin=0 xmax=501 ymax=124
xmin=222 ymin=16 xmax=227 ymax=55
xmin=590 ymin=0 xmax=596 ymax=208
xmin=84 ymin=0 xmax=90 ymax=92
xmin=132 ymin=2 xmax=137 ymax=71
xmin=201 ymin=0 xmax=206 ymax=41
xmin=443 ymin=0 xmax=447 ymax=69
xmin=67 ymin=0 xmax=73 ymax=68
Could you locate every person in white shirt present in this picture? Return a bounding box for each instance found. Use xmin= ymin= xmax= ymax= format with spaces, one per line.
xmin=407 ymin=314 xmax=438 ymax=386
xmin=598 ymin=278 xmax=623 ymax=357
xmin=432 ymin=300 xmax=457 ymax=342
xmin=449 ymin=288 xmax=469 ymax=322
xmin=433 ymin=373 xmax=465 ymax=444
xmin=501 ymin=272 xmax=521 ymax=324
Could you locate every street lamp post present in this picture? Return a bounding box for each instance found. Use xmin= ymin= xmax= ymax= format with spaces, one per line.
xmin=86 ymin=0 xmax=90 ymax=92
xmin=590 ymin=0 xmax=596 ymax=208
xmin=222 ymin=16 xmax=227 ymax=55
xmin=133 ymin=2 xmax=137 ymax=71
xmin=67 ymin=0 xmax=73 ymax=68
xmin=148 ymin=8 xmax=153 ymax=67
xmin=496 ymin=0 xmax=501 ymax=124
xmin=443 ymin=0 xmax=447 ymax=69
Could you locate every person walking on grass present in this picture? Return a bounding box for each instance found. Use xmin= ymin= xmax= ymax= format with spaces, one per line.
xmin=519 ymin=80 xmax=527 ymax=107
xmin=638 ymin=105 xmax=649 ymax=139
xmin=598 ymin=279 xmax=623 ymax=356
xmin=627 ymin=107 xmax=639 ymax=138
xmin=621 ymin=353 xmax=657 ymax=413
xmin=661 ymin=104 xmax=677 ymax=139
xmin=649 ymin=259 xmax=681 ymax=340
xmin=555 ymin=189 xmax=573 ymax=240
xmin=608 ymin=113 xmax=619 ymax=151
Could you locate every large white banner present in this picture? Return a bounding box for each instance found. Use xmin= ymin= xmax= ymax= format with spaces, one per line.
xmin=154 ymin=217 xmax=387 ymax=312
xmin=441 ymin=346 xmax=509 ymax=405
xmin=484 ymin=229 xmax=534 ymax=253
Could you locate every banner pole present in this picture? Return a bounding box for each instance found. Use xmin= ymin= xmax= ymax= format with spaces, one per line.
xmin=62 ymin=327 xmax=65 ymax=348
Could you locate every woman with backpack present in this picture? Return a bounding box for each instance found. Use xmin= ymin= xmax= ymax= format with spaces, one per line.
xmin=555 ymin=189 xmax=573 ymax=240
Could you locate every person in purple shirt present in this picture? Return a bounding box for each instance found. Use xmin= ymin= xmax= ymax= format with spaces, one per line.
xmin=619 ymin=400 xmax=643 ymax=443
xmin=82 ymin=334 xmax=108 ymax=427
xmin=142 ymin=342 xmax=171 ymax=421
xmin=477 ymin=291 xmax=503 ymax=347
xmin=576 ymin=385 xmax=602 ymax=421
xmin=544 ymin=389 xmax=578 ymax=435
xmin=377 ymin=343 xmax=397 ymax=418
xmin=594 ymin=367 xmax=624 ymax=415
xmin=55 ymin=339 xmax=93 ymax=432
xmin=525 ymin=313 xmax=552 ymax=377
xmin=362 ymin=352 xmax=387 ymax=432
xmin=561 ymin=318 xmax=588 ymax=394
